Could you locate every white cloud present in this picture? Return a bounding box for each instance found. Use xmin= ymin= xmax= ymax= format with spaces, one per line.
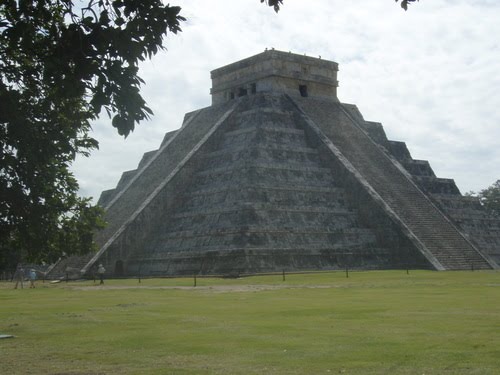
xmin=73 ymin=0 xmax=500 ymax=201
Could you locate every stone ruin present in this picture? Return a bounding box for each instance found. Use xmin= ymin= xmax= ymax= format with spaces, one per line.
xmin=47 ymin=50 xmax=500 ymax=278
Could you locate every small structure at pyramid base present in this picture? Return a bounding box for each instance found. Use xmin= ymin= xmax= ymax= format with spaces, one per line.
xmin=47 ymin=50 xmax=500 ymax=279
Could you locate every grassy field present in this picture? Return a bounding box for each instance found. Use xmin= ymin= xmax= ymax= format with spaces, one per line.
xmin=1 ymin=270 xmax=499 ymax=374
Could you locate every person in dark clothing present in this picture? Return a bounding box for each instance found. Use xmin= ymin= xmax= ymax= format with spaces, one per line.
xmin=13 ymin=264 xmax=24 ymax=289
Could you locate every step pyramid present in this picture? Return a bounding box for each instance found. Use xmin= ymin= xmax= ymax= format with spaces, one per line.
xmin=54 ymin=50 xmax=499 ymax=278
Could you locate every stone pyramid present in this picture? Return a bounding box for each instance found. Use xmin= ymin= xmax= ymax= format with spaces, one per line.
xmin=49 ymin=50 xmax=500 ymax=278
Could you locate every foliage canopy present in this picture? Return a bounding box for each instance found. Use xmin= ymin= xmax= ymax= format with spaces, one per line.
xmin=395 ymin=0 xmax=419 ymax=11
xmin=0 ymin=0 xmax=184 ymax=267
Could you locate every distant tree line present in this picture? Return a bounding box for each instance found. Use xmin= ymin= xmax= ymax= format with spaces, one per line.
xmin=467 ymin=180 xmax=500 ymax=217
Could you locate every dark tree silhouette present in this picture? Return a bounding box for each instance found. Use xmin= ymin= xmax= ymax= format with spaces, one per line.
xmin=0 ymin=0 xmax=184 ymax=267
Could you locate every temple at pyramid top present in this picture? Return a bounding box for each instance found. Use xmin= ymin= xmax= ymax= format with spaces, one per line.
xmin=210 ymin=49 xmax=339 ymax=104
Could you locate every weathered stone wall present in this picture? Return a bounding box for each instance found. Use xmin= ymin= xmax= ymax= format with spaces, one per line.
xmin=211 ymin=50 xmax=338 ymax=104
xmin=121 ymin=94 xmax=408 ymax=276
xmin=84 ymin=101 xmax=238 ymax=275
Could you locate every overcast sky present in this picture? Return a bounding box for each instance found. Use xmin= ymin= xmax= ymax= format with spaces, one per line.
xmin=72 ymin=0 xmax=500 ymax=203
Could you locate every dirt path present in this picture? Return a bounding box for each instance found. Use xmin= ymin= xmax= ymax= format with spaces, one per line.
xmin=72 ymin=284 xmax=335 ymax=292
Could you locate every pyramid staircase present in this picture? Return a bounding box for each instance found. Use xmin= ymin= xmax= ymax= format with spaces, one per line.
xmin=381 ymin=135 xmax=500 ymax=268
xmin=46 ymin=253 xmax=94 ymax=279
xmin=294 ymin=97 xmax=495 ymax=270
xmin=430 ymin=194 xmax=500 ymax=266
xmin=349 ymin=120 xmax=500 ymax=268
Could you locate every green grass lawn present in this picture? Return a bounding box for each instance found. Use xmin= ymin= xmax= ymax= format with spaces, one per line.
xmin=1 ymin=270 xmax=499 ymax=374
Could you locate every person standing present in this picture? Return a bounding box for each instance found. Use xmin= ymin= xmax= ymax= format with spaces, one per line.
xmin=29 ymin=268 xmax=37 ymax=288
xmin=13 ymin=264 xmax=24 ymax=289
xmin=97 ymin=264 xmax=106 ymax=285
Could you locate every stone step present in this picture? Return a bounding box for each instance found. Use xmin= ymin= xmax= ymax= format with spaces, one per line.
xmin=194 ymin=165 xmax=337 ymax=190
xmin=196 ymin=162 xmax=332 ymax=177
xmin=188 ymin=184 xmax=346 ymax=197
xmin=167 ymin=210 xmax=360 ymax=234
xmin=206 ymin=144 xmax=318 ymax=158
xmin=171 ymin=204 xmax=357 ymax=219
xmin=182 ymin=188 xmax=350 ymax=212
xmin=222 ymin=127 xmax=308 ymax=149
xmin=157 ymin=226 xmax=374 ymax=239
xmin=144 ymin=232 xmax=379 ymax=257
xmin=203 ymin=145 xmax=321 ymax=167
xmin=224 ymin=125 xmax=305 ymax=138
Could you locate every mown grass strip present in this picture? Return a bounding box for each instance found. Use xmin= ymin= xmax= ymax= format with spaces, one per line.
xmin=1 ymin=270 xmax=499 ymax=374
